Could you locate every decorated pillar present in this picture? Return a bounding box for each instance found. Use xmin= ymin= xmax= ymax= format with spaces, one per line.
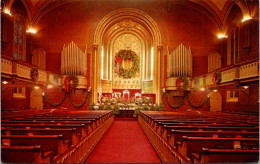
xmin=156 ymin=45 xmax=163 ymax=104
xmin=92 ymin=44 xmax=99 ymax=103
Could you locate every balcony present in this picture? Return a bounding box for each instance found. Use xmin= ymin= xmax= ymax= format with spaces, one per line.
xmin=1 ymin=55 xmax=88 ymax=88
xmin=165 ymin=58 xmax=259 ymax=90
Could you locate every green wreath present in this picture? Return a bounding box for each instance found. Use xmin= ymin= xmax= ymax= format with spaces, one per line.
xmin=64 ymin=75 xmax=79 ymax=92
xmin=30 ymin=67 xmax=39 ymax=81
xmin=176 ymin=77 xmax=188 ymax=90
xmin=115 ymin=49 xmax=139 ymax=79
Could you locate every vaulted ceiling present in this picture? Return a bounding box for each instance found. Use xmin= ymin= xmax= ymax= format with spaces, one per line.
xmin=4 ymin=0 xmax=257 ymax=30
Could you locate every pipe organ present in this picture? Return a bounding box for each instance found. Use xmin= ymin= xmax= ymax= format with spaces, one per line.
xmin=167 ymin=43 xmax=192 ymax=77
xmin=61 ymin=41 xmax=87 ymax=76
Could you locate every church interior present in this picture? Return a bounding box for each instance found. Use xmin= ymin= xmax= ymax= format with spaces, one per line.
xmin=1 ymin=0 xmax=259 ymax=163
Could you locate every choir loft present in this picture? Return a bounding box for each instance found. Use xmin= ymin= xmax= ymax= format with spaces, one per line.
xmin=1 ymin=0 xmax=259 ymax=163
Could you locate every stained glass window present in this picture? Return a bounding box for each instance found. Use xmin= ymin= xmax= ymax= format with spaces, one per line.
xmin=14 ymin=15 xmax=25 ymax=61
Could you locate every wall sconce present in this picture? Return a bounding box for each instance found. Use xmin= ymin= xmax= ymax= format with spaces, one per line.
xmin=2 ymin=81 xmax=8 ymax=84
xmin=213 ymin=89 xmax=217 ymax=92
xmin=243 ymin=86 xmax=249 ymax=89
xmin=217 ymin=33 xmax=228 ymax=39
xmin=26 ymin=27 xmax=37 ymax=34
xmin=3 ymin=8 xmax=12 ymax=16
xmin=34 ymin=86 xmax=40 ymax=89
xmin=242 ymin=86 xmax=250 ymax=96
xmin=200 ymin=87 xmax=205 ymax=91
xmin=242 ymin=16 xmax=252 ymax=22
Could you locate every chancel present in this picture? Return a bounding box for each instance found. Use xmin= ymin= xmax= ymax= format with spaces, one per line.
xmin=1 ymin=0 xmax=259 ymax=163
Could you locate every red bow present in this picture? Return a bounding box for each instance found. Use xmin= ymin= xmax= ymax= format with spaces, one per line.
xmin=212 ymin=73 xmax=216 ymax=84
xmin=65 ymin=77 xmax=69 ymax=92
xmin=115 ymin=56 xmax=122 ymax=73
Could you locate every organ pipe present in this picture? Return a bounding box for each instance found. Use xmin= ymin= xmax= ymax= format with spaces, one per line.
xmin=167 ymin=43 xmax=192 ymax=78
xmin=61 ymin=41 xmax=87 ymax=76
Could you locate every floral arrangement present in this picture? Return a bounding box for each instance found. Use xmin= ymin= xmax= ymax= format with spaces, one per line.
xmin=176 ymin=77 xmax=188 ymax=90
xmin=30 ymin=67 xmax=39 ymax=81
xmin=64 ymin=75 xmax=78 ymax=93
xmin=115 ymin=49 xmax=139 ymax=79
xmin=212 ymin=71 xmax=221 ymax=84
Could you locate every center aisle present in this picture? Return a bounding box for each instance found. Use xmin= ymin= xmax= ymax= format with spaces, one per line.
xmin=85 ymin=120 xmax=161 ymax=163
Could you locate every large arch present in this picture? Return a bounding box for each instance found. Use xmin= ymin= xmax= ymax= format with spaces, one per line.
xmin=92 ymin=8 xmax=162 ymax=104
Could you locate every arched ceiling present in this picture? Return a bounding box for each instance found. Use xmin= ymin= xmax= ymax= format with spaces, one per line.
xmin=5 ymin=0 xmax=256 ymax=30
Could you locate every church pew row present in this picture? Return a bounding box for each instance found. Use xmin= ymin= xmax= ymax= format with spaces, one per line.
xmin=1 ymin=121 xmax=94 ymax=134
xmin=1 ymin=124 xmax=88 ymax=137
xmin=2 ymin=134 xmax=70 ymax=160
xmin=161 ymin=125 xmax=259 ymax=140
xmin=4 ymin=119 xmax=97 ymax=132
xmin=1 ymin=110 xmax=114 ymax=163
xmin=138 ymin=111 xmax=259 ymax=163
xmin=169 ymin=130 xmax=259 ymax=148
xmin=191 ymin=148 xmax=259 ymax=163
xmin=2 ymin=145 xmax=53 ymax=163
xmin=1 ymin=128 xmax=80 ymax=146
xmin=177 ymin=136 xmax=259 ymax=160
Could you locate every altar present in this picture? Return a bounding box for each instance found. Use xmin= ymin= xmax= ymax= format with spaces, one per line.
xmin=98 ymin=89 xmax=156 ymax=104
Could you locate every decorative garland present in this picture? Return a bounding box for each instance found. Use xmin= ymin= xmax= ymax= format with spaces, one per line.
xmin=115 ymin=49 xmax=139 ymax=79
xmin=164 ymin=91 xmax=185 ymax=109
xmin=176 ymin=77 xmax=188 ymax=90
xmin=68 ymin=87 xmax=92 ymax=108
xmin=64 ymin=75 xmax=79 ymax=93
xmin=44 ymin=91 xmax=67 ymax=107
xmin=162 ymin=88 xmax=210 ymax=109
xmin=30 ymin=67 xmax=39 ymax=81
xmin=212 ymin=71 xmax=221 ymax=84
xmin=44 ymin=87 xmax=92 ymax=108
xmin=186 ymin=92 xmax=209 ymax=108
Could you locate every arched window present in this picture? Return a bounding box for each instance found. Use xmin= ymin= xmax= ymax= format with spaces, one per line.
xmin=228 ymin=25 xmax=239 ymax=65
xmin=14 ymin=15 xmax=26 ymax=61
xmin=208 ymin=51 xmax=221 ymax=72
xmin=32 ymin=48 xmax=46 ymax=69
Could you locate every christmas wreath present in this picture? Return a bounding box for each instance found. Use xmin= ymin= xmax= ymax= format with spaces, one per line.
xmin=176 ymin=77 xmax=188 ymax=90
xmin=115 ymin=49 xmax=139 ymax=79
xmin=30 ymin=67 xmax=39 ymax=81
xmin=212 ymin=71 xmax=221 ymax=84
xmin=53 ymin=74 xmax=59 ymax=84
xmin=64 ymin=75 xmax=79 ymax=92
xmin=192 ymin=77 xmax=199 ymax=89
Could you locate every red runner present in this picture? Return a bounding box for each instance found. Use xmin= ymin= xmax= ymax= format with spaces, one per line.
xmin=85 ymin=120 xmax=161 ymax=163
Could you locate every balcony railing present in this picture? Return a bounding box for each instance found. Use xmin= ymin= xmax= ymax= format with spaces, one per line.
xmin=165 ymin=58 xmax=259 ymax=90
xmin=1 ymin=55 xmax=87 ymax=88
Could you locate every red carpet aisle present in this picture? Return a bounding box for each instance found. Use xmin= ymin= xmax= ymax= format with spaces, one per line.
xmin=85 ymin=120 xmax=161 ymax=163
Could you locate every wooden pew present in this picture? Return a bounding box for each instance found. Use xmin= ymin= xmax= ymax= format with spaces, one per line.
xmin=177 ymin=136 xmax=259 ymax=159
xmin=1 ymin=127 xmax=80 ymax=145
xmin=161 ymin=125 xmax=259 ymax=139
xmin=1 ymin=120 xmax=93 ymax=134
xmin=2 ymin=134 xmax=70 ymax=158
xmin=1 ymin=124 xmax=87 ymax=137
xmin=169 ymin=130 xmax=259 ymax=148
xmin=192 ymin=148 xmax=259 ymax=163
xmin=1 ymin=145 xmax=53 ymax=163
xmin=156 ymin=122 xmax=255 ymax=135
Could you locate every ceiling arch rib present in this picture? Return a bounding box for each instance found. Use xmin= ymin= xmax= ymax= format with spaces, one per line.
xmin=94 ymin=8 xmax=162 ymax=46
xmin=102 ymin=19 xmax=152 ymax=47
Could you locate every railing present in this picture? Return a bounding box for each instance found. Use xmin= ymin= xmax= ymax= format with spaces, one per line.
xmin=239 ymin=61 xmax=258 ymax=79
xmin=17 ymin=64 xmax=31 ymax=79
xmin=166 ymin=58 xmax=259 ymax=90
xmin=1 ymin=55 xmax=87 ymax=88
xmin=1 ymin=58 xmax=12 ymax=74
